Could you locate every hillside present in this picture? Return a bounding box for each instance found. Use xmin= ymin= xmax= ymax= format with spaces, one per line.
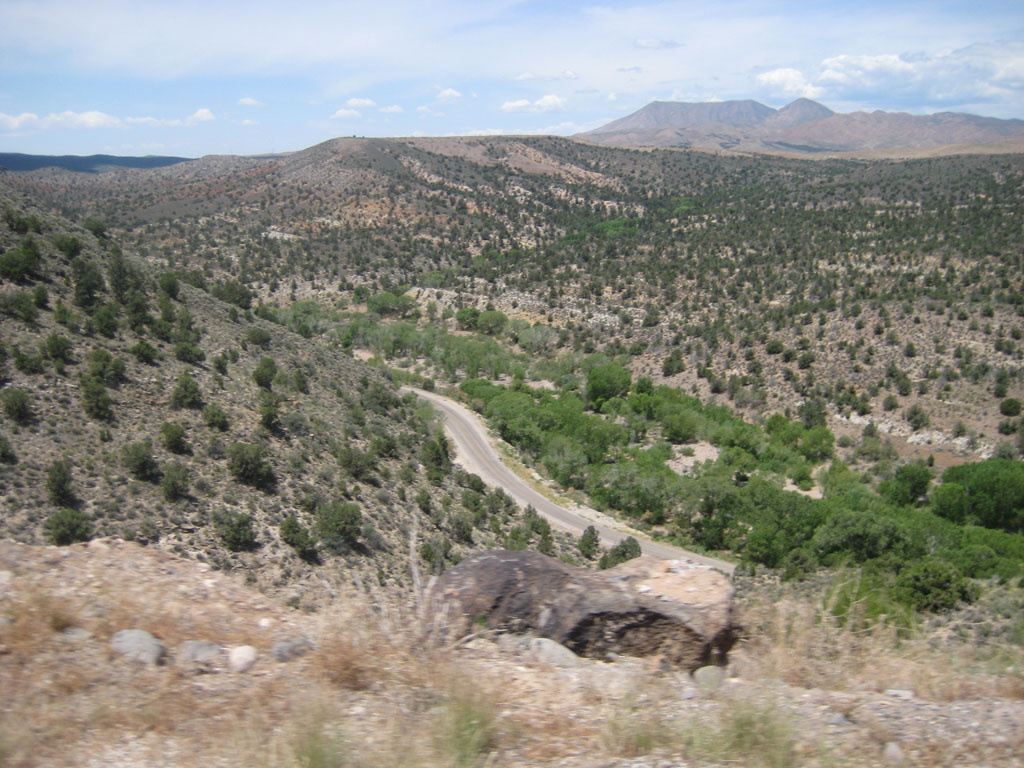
xmin=4 ymin=137 xmax=1021 ymax=467
xmin=0 ymin=183 xmax=574 ymax=605
xmin=577 ymin=99 xmax=1024 ymax=156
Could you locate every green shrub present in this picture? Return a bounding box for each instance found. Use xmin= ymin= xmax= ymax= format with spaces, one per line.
xmin=160 ymin=422 xmax=190 ymax=454
xmin=316 ymin=500 xmax=362 ymax=553
xmin=79 ymin=376 xmax=114 ymax=421
xmin=158 ymin=272 xmax=179 ymax=299
xmin=173 ymin=341 xmax=205 ymax=364
xmin=227 ymin=442 xmax=275 ymax=489
xmin=881 ymin=463 xmax=932 ymax=506
xmin=12 ymin=345 xmax=44 ymax=374
xmin=160 ymin=461 xmax=190 ymax=501
xmin=43 ymin=334 xmax=74 ymax=365
xmin=171 ymin=372 xmax=202 ymax=409
xmin=0 ymin=434 xmax=17 ymax=464
xmin=280 ymin=514 xmax=318 ymax=562
xmin=86 ymin=349 xmax=126 ymax=385
xmin=52 ymin=233 xmax=81 ymax=258
xmin=202 ymin=403 xmax=230 ymax=431
xmin=122 ymin=440 xmax=160 ymax=482
xmin=2 ymin=388 xmax=32 ymax=424
xmin=92 ymin=303 xmax=119 ymax=337
xmin=2 ymin=290 xmax=39 ymax=323
xmin=215 ymin=512 xmax=257 ymax=551
xmin=894 ymin=558 xmax=975 ymax=612
xmin=45 ymin=459 xmax=75 ymax=506
xmin=253 ymin=356 xmax=277 ymax=390
xmin=578 ymin=525 xmax=600 ymax=559
xmin=905 ymin=404 xmax=930 ymax=431
xmin=1000 ymin=398 xmax=1022 ymax=417
xmin=130 ymin=340 xmax=158 ymax=364
xmin=598 ymin=536 xmax=641 ymax=569
xmin=45 ymin=507 xmax=91 ymax=546
xmin=247 ymin=327 xmax=272 ymax=349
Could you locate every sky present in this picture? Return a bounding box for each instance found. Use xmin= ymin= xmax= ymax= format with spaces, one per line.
xmin=1 ymin=0 xmax=1022 ymax=157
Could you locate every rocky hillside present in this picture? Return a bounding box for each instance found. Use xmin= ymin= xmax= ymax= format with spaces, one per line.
xmin=2 ymin=537 xmax=1021 ymax=767
xmin=0 ymin=183 xmax=573 ymax=605
xmin=4 ymin=140 xmax=1023 ymax=468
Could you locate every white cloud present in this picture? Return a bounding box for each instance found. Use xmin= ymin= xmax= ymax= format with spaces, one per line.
xmin=417 ymin=105 xmax=443 ymax=117
xmin=240 ymin=118 xmax=259 ymax=126
xmin=238 ymin=96 xmax=264 ymax=107
xmin=501 ymin=94 xmax=566 ymax=113
xmin=187 ymin=107 xmax=214 ymax=123
xmin=759 ymin=40 xmax=1024 ymax=110
xmin=756 ymin=68 xmax=824 ymax=99
xmin=379 ymin=105 xmax=403 ymax=113
xmin=634 ymin=38 xmax=679 ymax=50
xmin=513 ymin=72 xmax=536 ymax=81
xmin=346 ymin=97 xmax=376 ymax=108
xmin=436 ymin=87 xmax=461 ymax=102
xmin=499 ymin=99 xmax=531 ymax=112
xmin=0 ymin=106 xmax=218 ymax=133
xmin=607 ymin=92 xmax=618 ymax=101
xmin=331 ymin=108 xmax=361 ymax=119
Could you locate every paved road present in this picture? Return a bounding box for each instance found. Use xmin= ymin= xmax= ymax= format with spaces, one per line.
xmin=406 ymin=388 xmax=735 ymax=575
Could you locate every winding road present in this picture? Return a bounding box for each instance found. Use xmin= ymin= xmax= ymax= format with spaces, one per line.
xmin=406 ymin=388 xmax=735 ymax=575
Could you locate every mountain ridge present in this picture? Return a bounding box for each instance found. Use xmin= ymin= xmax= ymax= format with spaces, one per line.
xmin=578 ymin=98 xmax=1024 ymax=156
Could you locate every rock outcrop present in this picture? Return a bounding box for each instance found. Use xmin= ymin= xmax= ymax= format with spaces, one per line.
xmin=428 ymin=550 xmax=736 ymax=669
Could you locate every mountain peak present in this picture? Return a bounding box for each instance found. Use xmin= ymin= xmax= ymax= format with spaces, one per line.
xmin=769 ymin=98 xmax=835 ymax=127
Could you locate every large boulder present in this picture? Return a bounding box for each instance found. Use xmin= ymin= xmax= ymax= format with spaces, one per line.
xmin=428 ymin=550 xmax=736 ymax=669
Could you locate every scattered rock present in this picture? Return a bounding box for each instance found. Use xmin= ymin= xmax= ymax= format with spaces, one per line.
xmin=272 ymin=635 xmax=313 ymax=662
xmin=884 ymin=688 xmax=915 ymax=700
xmin=429 ymin=550 xmax=736 ymax=669
xmin=228 ymin=644 xmax=258 ymax=673
xmin=528 ymin=637 xmax=581 ymax=668
xmin=178 ymin=640 xmax=223 ymax=665
xmin=111 ymin=629 xmax=166 ymax=666
xmin=60 ymin=627 xmax=92 ymax=642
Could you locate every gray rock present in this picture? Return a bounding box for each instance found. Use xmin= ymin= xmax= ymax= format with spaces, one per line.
xmin=529 ymin=637 xmax=581 ymax=668
xmin=272 ymin=635 xmax=314 ymax=662
xmin=178 ymin=640 xmax=223 ymax=665
xmin=827 ymin=712 xmax=850 ymax=726
xmin=428 ymin=550 xmax=736 ymax=670
xmin=228 ymin=644 xmax=258 ymax=673
xmin=692 ymin=665 xmax=724 ymax=693
xmin=111 ymin=629 xmax=166 ymax=666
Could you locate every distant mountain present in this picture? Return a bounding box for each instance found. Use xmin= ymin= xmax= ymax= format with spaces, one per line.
xmin=0 ymin=152 xmax=192 ymax=173
xmin=578 ymin=99 xmax=1024 ymax=156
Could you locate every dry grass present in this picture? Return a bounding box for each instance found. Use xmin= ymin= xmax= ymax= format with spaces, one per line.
xmin=734 ymin=576 xmax=1024 ymax=701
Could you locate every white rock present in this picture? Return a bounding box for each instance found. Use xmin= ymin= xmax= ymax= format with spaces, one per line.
xmin=529 ymin=638 xmax=581 ymax=668
xmin=228 ymin=645 xmax=258 ymax=673
xmin=882 ymin=741 xmax=905 ymax=766
xmin=692 ymin=665 xmax=724 ymax=693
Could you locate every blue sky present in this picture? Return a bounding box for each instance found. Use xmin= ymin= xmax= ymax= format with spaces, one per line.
xmin=1 ymin=0 xmax=1022 ymax=157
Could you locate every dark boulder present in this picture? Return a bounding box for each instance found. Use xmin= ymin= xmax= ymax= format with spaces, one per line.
xmin=428 ymin=550 xmax=736 ymax=669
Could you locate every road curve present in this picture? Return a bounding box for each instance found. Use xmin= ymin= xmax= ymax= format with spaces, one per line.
xmin=405 ymin=387 xmax=735 ymax=575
